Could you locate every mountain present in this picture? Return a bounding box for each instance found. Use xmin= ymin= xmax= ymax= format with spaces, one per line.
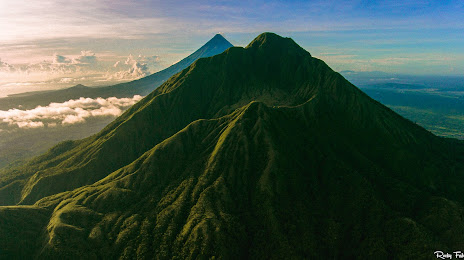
xmin=1 ymin=32 xmax=464 ymax=259
xmin=0 ymin=34 xmax=233 ymax=110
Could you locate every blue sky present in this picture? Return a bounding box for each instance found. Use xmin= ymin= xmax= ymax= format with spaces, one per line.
xmin=0 ymin=0 xmax=463 ymax=95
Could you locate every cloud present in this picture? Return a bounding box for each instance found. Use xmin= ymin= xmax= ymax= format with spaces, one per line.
xmin=108 ymin=62 xmax=149 ymax=80
xmin=53 ymin=54 xmax=72 ymax=64
xmin=16 ymin=121 xmax=45 ymax=129
xmin=49 ymin=51 xmax=98 ymax=70
xmin=0 ymin=59 xmax=16 ymax=72
xmin=74 ymin=51 xmax=97 ymax=64
xmin=58 ymin=77 xmax=74 ymax=83
xmin=0 ymin=50 xmax=105 ymax=83
xmin=0 ymin=95 xmax=143 ymax=129
xmin=106 ymin=54 xmax=161 ymax=81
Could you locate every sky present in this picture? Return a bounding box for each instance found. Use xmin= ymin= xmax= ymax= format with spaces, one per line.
xmin=0 ymin=0 xmax=463 ymax=96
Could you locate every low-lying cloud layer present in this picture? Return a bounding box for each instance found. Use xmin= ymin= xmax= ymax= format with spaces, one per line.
xmin=0 ymin=95 xmax=143 ymax=129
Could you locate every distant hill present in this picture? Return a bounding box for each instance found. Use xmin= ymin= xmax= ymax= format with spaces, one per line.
xmin=1 ymin=33 xmax=464 ymax=259
xmin=0 ymin=34 xmax=233 ymax=110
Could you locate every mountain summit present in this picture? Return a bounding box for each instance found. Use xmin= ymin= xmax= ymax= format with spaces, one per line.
xmin=246 ymin=32 xmax=308 ymax=55
xmin=1 ymin=33 xmax=464 ymax=259
xmin=192 ymin=33 xmax=233 ymax=57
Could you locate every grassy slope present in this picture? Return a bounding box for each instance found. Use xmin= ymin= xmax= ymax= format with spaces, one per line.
xmin=0 ymin=33 xmax=464 ymax=258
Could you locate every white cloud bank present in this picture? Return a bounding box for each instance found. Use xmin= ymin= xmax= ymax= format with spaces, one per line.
xmin=0 ymin=95 xmax=143 ymax=129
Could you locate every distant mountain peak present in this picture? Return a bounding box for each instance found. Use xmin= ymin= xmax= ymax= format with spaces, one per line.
xmin=212 ymin=33 xmax=226 ymax=40
xmin=202 ymin=34 xmax=233 ymax=49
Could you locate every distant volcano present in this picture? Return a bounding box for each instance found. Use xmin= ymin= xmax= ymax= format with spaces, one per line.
xmin=1 ymin=33 xmax=464 ymax=259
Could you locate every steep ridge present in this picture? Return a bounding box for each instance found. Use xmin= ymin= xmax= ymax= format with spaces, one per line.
xmin=1 ymin=33 xmax=464 ymax=258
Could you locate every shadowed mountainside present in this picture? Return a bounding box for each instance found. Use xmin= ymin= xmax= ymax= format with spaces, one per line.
xmin=1 ymin=33 xmax=464 ymax=259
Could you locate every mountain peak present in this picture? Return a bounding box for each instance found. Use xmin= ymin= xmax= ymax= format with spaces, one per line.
xmin=246 ymin=32 xmax=310 ymax=56
xmin=202 ymin=34 xmax=233 ymax=50
xmin=250 ymin=32 xmax=282 ymax=43
xmin=212 ymin=33 xmax=226 ymax=40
